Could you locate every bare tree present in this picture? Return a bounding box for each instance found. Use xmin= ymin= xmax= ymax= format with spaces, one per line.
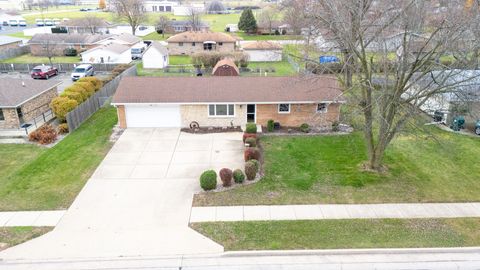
xmin=111 ymin=0 xmax=146 ymax=35
xmin=257 ymin=5 xmax=279 ymax=35
xmin=302 ymin=0 xmax=477 ymax=170
xmin=280 ymin=0 xmax=310 ymax=35
xmin=41 ymin=40 xmax=57 ymax=66
xmin=155 ymin=15 xmax=170 ymax=37
xmin=187 ymin=7 xmax=203 ymax=31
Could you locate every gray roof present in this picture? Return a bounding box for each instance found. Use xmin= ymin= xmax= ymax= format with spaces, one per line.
xmin=28 ymin=33 xmax=112 ymax=45
xmin=82 ymin=42 xmax=130 ymax=55
xmin=148 ymin=41 xmax=168 ymax=55
xmin=0 ymin=35 xmax=23 ymax=46
xmin=0 ymin=79 xmax=61 ymax=107
xmin=169 ymin=20 xmax=209 ymax=27
xmin=108 ymin=33 xmax=142 ymax=45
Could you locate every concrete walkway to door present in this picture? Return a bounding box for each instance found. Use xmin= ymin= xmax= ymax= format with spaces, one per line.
xmin=0 ymin=128 xmax=244 ymax=260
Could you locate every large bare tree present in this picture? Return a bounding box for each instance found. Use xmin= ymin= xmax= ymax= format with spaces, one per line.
xmin=111 ymin=0 xmax=146 ymax=35
xmin=301 ymin=0 xmax=478 ymax=170
xmin=187 ymin=7 xmax=203 ymax=31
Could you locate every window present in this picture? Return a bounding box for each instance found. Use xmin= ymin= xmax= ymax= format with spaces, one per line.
xmin=218 ymin=42 xmax=223 ymax=46
xmin=80 ymin=45 xmax=85 ymax=49
xmin=278 ymin=104 xmax=290 ymax=113
xmin=0 ymin=109 xmax=4 ymax=121
xmin=192 ymin=42 xmax=196 ymax=46
xmin=179 ymin=42 xmax=183 ymax=46
xmin=317 ymin=103 xmax=328 ymax=113
xmin=203 ymin=43 xmax=215 ymax=51
xmin=208 ymin=104 xmax=235 ymax=116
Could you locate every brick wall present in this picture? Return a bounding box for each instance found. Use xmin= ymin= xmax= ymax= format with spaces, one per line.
xmin=20 ymin=87 xmax=58 ymax=123
xmin=117 ymin=105 xmax=127 ymax=128
xmin=0 ymin=41 xmax=22 ymax=52
xmin=30 ymin=44 xmax=98 ymax=56
xmin=168 ymin=42 xmax=236 ymax=55
xmin=0 ymin=108 xmax=20 ymax=129
xmin=256 ymin=103 xmax=341 ymax=128
xmin=180 ymin=104 xmax=247 ymax=127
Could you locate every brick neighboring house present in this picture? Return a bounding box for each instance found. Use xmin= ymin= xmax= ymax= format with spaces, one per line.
xmin=28 ymin=33 xmax=113 ymax=56
xmin=0 ymin=35 xmax=23 ymax=52
xmin=160 ymin=20 xmax=210 ymax=34
xmin=112 ymin=76 xmax=345 ymax=129
xmin=166 ymin=31 xmax=238 ymax=55
xmin=0 ymin=79 xmax=60 ymax=130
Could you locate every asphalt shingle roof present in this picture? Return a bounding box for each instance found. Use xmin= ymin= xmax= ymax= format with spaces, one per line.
xmin=0 ymin=78 xmax=61 ymax=107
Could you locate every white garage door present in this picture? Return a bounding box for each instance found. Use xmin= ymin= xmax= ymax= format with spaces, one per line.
xmin=125 ymin=104 xmax=181 ymax=127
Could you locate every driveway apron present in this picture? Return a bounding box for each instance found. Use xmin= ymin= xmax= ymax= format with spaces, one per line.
xmin=0 ymin=128 xmax=244 ymax=260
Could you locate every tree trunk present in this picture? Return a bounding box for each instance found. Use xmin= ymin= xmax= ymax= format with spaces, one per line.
xmin=131 ymin=25 xmax=136 ymax=36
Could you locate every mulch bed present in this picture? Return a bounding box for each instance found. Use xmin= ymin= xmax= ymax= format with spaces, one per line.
xmin=181 ymin=126 xmax=243 ymax=134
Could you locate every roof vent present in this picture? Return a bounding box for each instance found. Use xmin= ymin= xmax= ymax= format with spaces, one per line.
xmin=22 ymin=81 xmax=25 ymax=87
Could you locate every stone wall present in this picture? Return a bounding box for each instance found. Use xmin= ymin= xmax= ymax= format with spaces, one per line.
xmin=256 ymin=103 xmax=341 ymax=127
xmin=180 ymin=104 xmax=247 ymax=127
xmin=20 ymin=87 xmax=58 ymax=123
xmin=167 ymin=42 xmax=236 ymax=55
xmin=30 ymin=44 xmax=98 ymax=56
xmin=0 ymin=108 xmax=20 ymax=129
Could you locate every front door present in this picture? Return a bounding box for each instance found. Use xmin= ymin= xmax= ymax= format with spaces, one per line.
xmin=247 ymin=104 xmax=256 ymax=123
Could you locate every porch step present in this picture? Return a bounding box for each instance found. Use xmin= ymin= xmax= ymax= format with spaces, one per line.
xmin=0 ymin=130 xmax=27 ymax=138
xmin=0 ymin=138 xmax=28 ymax=144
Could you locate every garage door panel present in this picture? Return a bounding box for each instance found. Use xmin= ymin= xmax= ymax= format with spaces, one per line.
xmin=126 ymin=105 xmax=181 ymax=127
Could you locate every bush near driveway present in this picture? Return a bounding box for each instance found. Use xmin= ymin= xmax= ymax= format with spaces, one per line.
xmin=49 ymin=96 xmax=78 ymax=122
xmin=200 ymin=170 xmax=217 ymax=191
xmin=244 ymin=161 xmax=257 ymax=181
xmin=28 ymin=124 xmax=58 ymax=145
xmin=244 ymin=147 xmax=260 ymax=162
xmin=0 ymin=106 xmax=117 ymax=211
xmin=233 ymin=169 xmax=245 ymax=183
xmin=219 ymin=168 xmax=233 ymax=187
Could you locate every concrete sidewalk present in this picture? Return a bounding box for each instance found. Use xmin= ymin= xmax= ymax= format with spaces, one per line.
xmin=190 ymin=203 xmax=480 ymax=222
xmin=0 ymin=211 xmax=66 ymax=227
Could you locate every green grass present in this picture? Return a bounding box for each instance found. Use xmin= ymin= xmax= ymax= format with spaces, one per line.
xmin=193 ymin=127 xmax=480 ymax=206
xmin=0 ymin=53 xmax=80 ymax=64
xmin=191 ymin=218 xmax=480 ymax=250
xmin=169 ymin=55 xmax=192 ymax=65
xmin=136 ymin=62 xmax=200 ymax=77
xmin=244 ymin=60 xmax=298 ymax=76
xmin=141 ymin=32 xmax=171 ymax=41
xmin=0 ymin=106 xmax=117 ymax=211
xmin=0 ymin=227 xmax=52 ymax=249
xmin=6 ymin=32 xmax=30 ymax=40
xmin=236 ymin=32 xmax=303 ymax=41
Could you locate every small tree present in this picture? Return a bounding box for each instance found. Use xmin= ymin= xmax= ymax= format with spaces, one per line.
xmin=99 ymin=0 xmax=106 ymax=9
xmin=155 ymin=15 xmax=170 ymax=37
xmin=238 ymin=8 xmax=257 ymax=34
xmin=41 ymin=40 xmax=57 ymax=66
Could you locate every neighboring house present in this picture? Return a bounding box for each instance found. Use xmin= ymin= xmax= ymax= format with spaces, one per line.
xmin=212 ymin=58 xmax=239 ymax=76
xmin=0 ymin=35 xmax=23 ymax=52
xmin=144 ymin=0 xmax=178 ymax=12
xmin=112 ymin=76 xmax=345 ymax=128
xmin=0 ymin=78 xmax=59 ymax=129
xmin=142 ymin=41 xmax=169 ymax=69
xmin=367 ymin=31 xmax=429 ymax=52
xmin=167 ymin=31 xmax=238 ymax=55
xmin=59 ymin=18 xmax=114 ymax=34
xmin=81 ymin=43 xmax=132 ymax=64
xmin=97 ymin=33 xmax=143 ymax=47
xmin=28 ymin=33 xmax=112 ymax=56
xmin=162 ymin=20 xmax=210 ymax=34
xmin=256 ymin=21 xmax=293 ymax=35
xmin=242 ymin=41 xmax=283 ymax=62
xmin=173 ymin=4 xmax=205 ymax=16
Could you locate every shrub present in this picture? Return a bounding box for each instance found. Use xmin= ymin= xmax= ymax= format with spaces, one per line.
xmin=233 ymin=169 xmax=245 ymax=183
xmin=200 ymin=170 xmax=217 ymax=191
xmin=242 ymin=132 xmax=257 ymax=143
xmin=64 ymin=47 xmax=77 ymax=56
xmin=245 ymin=123 xmax=257 ymax=133
xmin=29 ymin=124 xmax=57 ymax=145
xmin=332 ymin=121 xmax=340 ymax=132
xmin=219 ymin=168 xmax=233 ymax=187
xmin=61 ymin=90 xmax=83 ymax=104
xmin=78 ymin=77 xmax=103 ymax=92
xmin=58 ymin=123 xmax=69 ymax=134
xmin=245 ymin=137 xmax=256 ymax=147
xmin=112 ymin=64 xmax=131 ymax=74
xmin=244 ymin=147 xmax=260 ymax=161
xmin=245 ymin=161 xmax=257 ymax=180
xmin=75 ymin=82 xmax=95 ymax=97
xmin=50 ymin=96 xmax=78 ymax=122
xmin=267 ymin=119 xmax=274 ymax=132
xmin=300 ymin=123 xmax=310 ymax=133
xmin=249 ymin=159 xmax=260 ymax=171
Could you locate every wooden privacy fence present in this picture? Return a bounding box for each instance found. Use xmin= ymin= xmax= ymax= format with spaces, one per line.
xmin=0 ymin=63 xmax=119 ymax=73
xmin=65 ymin=65 xmax=137 ymax=132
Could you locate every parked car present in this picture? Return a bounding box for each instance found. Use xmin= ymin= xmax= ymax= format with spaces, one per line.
xmin=53 ymin=18 xmax=61 ymax=25
xmin=8 ymin=20 xmax=18 ymax=26
xmin=476 ymin=120 xmax=480 ymax=135
xmin=44 ymin=19 xmax=53 ymax=26
xmin=131 ymin=43 xmax=147 ymax=60
xmin=18 ymin=20 xmax=27 ymax=27
xmin=71 ymin=64 xmax=94 ymax=81
xmin=35 ymin=19 xmax=44 ymax=26
xmin=31 ymin=65 xmax=58 ymax=79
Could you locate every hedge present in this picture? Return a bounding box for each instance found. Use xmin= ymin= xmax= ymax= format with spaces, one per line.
xmin=50 ymin=96 xmax=78 ymax=121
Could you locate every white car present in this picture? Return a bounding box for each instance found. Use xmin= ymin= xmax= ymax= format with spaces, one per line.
xmin=35 ymin=19 xmax=44 ymax=26
xmin=53 ymin=18 xmax=61 ymax=25
xmin=8 ymin=20 xmax=18 ymax=26
xmin=71 ymin=64 xmax=94 ymax=81
xmin=18 ymin=20 xmax=27 ymax=27
xmin=44 ymin=19 xmax=53 ymax=26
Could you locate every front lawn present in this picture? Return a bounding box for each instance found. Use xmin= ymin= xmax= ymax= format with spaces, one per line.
xmin=191 ymin=218 xmax=480 ymax=250
xmin=194 ymin=127 xmax=480 ymax=206
xmin=0 ymin=106 xmax=117 ymax=211
xmin=0 ymin=227 xmax=52 ymax=250
xmin=0 ymin=54 xmax=80 ymax=64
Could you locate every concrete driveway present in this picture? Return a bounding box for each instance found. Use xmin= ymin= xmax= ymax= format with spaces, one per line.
xmin=1 ymin=128 xmax=244 ymax=260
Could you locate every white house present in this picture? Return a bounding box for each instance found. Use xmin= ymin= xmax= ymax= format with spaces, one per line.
xmin=173 ymin=3 xmax=205 ymax=16
xmin=144 ymin=0 xmax=178 ymax=12
xmin=142 ymin=41 xmax=169 ymax=69
xmin=242 ymin=41 xmax=283 ymax=62
xmin=225 ymin=24 xmax=238 ymax=32
xmin=81 ymin=43 xmax=132 ymax=64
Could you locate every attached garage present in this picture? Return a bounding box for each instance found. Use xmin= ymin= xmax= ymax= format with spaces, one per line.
xmin=125 ymin=104 xmax=181 ymax=127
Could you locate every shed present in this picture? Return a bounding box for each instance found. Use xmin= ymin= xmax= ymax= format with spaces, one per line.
xmin=142 ymin=41 xmax=169 ymax=69
xmin=242 ymin=41 xmax=283 ymax=62
xmin=212 ymin=58 xmax=239 ymax=76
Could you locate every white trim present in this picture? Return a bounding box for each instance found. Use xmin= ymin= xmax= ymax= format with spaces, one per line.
xmin=207 ymin=104 xmax=236 ymax=118
xmin=278 ymin=103 xmax=290 ymax=114
xmin=112 ymin=100 xmax=347 ymax=106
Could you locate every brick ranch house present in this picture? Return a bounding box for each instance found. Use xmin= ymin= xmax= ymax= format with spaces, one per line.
xmin=0 ymin=79 xmax=59 ymax=129
xmin=166 ymin=31 xmax=238 ymax=55
xmin=112 ymin=76 xmax=345 ymax=129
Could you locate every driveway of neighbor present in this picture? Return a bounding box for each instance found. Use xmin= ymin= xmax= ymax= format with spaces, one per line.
xmin=0 ymin=128 xmax=244 ymax=260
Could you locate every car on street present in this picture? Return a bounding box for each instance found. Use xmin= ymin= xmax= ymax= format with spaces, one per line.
xmin=31 ymin=65 xmax=58 ymax=79
xmin=476 ymin=120 xmax=480 ymax=135
xmin=8 ymin=20 xmax=18 ymax=26
xmin=71 ymin=64 xmax=94 ymax=81
xmin=18 ymin=20 xmax=27 ymax=27
xmin=44 ymin=19 xmax=53 ymax=26
xmin=35 ymin=19 xmax=44 ymax=26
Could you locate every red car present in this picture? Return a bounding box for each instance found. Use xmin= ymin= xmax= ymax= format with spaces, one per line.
xmin=31 ymin=65 xmax=58 ymax=79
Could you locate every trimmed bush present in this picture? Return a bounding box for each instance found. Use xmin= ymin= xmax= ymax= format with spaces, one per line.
xmin=29 ymin=124 xmax=57 ymax=145
xmin=244 ymin=147 xmax=260 ymax=161
xmin=75 ymin=82 xmax=95 ymax=97
xmin=219 ymin=168 xmax=233 ymax=187
xmin=245 ymin=137 xmax=256 ymax=147
xmin=50 ymin=96 xmax=78 ymax=122
xmin=64 ymin=47 xmax=77 ymax=56
xmin=64 ymin=85 xmax=89 ymax=101
xmin=78 ymin=77 xmax=103 ymax=92
xmin=233 ymin=169 xmax=245 ymax=183
xmin=249 ymin=159 xmax=260 ymax=171
xmin=61 ymin=90 xmax=83 ymax=104
xmin=245 ymin=123 xmax=257 ymax=133
xmin=300 ymin=123 xmax=310 ymax=133
xmin=242 ymin=132 xmax=257 ymax=143
xmin=245 ymin=161 xmax=257 ymax=181
xmin=267 ymin=119 xmax=274 ymax=132
xmin=58 ymin=123 xmax=69 ymax=134
xmin=200 ymin=170 xmax=217 ymax=191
